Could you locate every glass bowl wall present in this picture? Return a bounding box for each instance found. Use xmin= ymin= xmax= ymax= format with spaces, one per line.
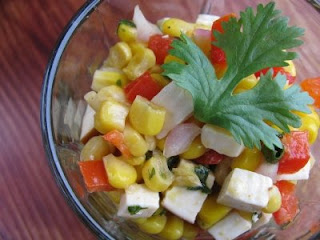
xmin=41 ymin=0 xmax=320 ymax=239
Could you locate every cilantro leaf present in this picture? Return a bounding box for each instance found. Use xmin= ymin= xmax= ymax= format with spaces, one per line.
xmin=162 ymin=2 xmax=313 ymax=150
xmin=128 ymin=205 xmax=148 ymax=215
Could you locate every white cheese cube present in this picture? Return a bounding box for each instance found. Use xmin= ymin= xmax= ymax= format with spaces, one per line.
xmin=217 ymin=168 xmax=272 ymax=212
xmin=277 ymin=159 xmax=311 ymax=181
xmin=162 ymin=172 xmax=215 ymax=223
xmin=117 ymin=184 xmax=159 ymax=218
xmin=252 ymin=212 xmax=272 ymax=229
xmin=196 ymin=14 xmax=220 ymax=28
xmin=208 ymin=212 xmax=252 ymax=240
xmin=201 ymin=124 xmax=244 ymax=157
xmin=152 ymin=82 xmax=193 ymax=139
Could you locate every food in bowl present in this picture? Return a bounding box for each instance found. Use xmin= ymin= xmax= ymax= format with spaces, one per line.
xmin=77 ymin=2 xmax=320 ymax=239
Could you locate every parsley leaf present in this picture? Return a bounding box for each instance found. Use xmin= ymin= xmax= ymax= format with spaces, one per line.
xmin=128 ymin=205 xmax=147 ymax=215
xmin=162 ymin=2 xmax=313 ymax=150
xmin=187 ymin=165 xmax=211 ymax=194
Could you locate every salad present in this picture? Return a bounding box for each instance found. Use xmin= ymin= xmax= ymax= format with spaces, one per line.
xmin=78 ymin=2 xmax=320 ymax=240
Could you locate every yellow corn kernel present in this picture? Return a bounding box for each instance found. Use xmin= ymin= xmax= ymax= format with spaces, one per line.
xmin=151 ymin=73 xmax=170 ymax=87
xmin=263 ymin=185 xmax=282 ymax=213
xmin=80 ymin=136 xmax=114 ymax=161
xmin=91 ymin=69 xmax=128 ymax=92
xmin=142 ymin=155 xmax=174 ymax=192
xmin=182 ymin=222 xmax=199 ymax=240
xmin=103 ymin=42 xmax=132 ymax=69
xmin=138 ymin=215 xmax=167 ymax=234
xmin=105 ymin=190 xmax=123 ymax=204
xmin=233 ymin=74 xmax=258 ymax=94
xmin=231 ymin=148 xmax=262 ymax=171
xmin=164 ymin=55 xmax=185 ymax=65
xmin=149 ymin=65 xmax=163 ymax=74
xmin=158 ymin=215 xmax=184 ymax=240
xmin=122 ymin=156 xmax=145 ymax=166
xmin=283 ymin=60 xmax=296 ymax=77
xmin=131 ymin=217 xmax=147 ymax=224
xmin=94 ymin=100 xmax=129 ymax=134
xmin=97 ymin=85 xmax=126 ymax=104
xmin=145 ymin=135 xmax=157 ymax=151
xmin=123 ymin=48 xmax=156 ymax=80
xmin=117 ymin=20 xmax=137 ymax=43
xmin=238 ymin=211 xmax=252 ymax=221
xmin=103 ymin=154 xmax=137 ymax=189
xmin=129 ymin=96 xmax=166 ymax=136
xmin=129 ymin=42 xmax=147 ymax=56
xmin=135 ymin=164 xmax=144 ymax=183
xmin=162 ymin=18 xmax=195 ymax=37
xmin=84 ymin=91 xmax=100 ymax=111
xmin=197 ymin=195 xmax=232 ymax=229
xmin=123 ymin=124 xmax=148 ymax=157
xmin=180 ymin=136 xmax=206 ymax=160
xmin=156 ymin=137 xmax=166 ymax=151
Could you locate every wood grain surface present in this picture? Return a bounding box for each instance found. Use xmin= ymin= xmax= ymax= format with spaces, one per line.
xmin=0 ymin=0 xmax=319 ymax=240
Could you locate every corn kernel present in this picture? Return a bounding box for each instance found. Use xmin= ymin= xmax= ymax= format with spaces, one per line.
xmin=156 ymin=137 xmax=166 ymax=151
xmin=103 ymin=42 xmax=132 ymax=69
xmin=158 ymin=215 xmax=184 ymax=240
xmin=231 ymin=148 xmax=262 ymax=171
xmin=233 ymin=74 xmax=258 ymax=94
xmin=103 ymin=154 xmax=137 ymax=189
xmin=149 ymin=65 xmax=163 ymax=74
xmin=97 ymin=86 xmax=126 ymax=104
xmin=122 ymin=156 xmax=145 ymax=166
xmin=80 ymin=136 xmax=114 ymax=161
xmin=182 ymin=222 xmax=199 ymax=240
xmin=131 ymin=217 xmax=147 ymax=224
xmin=151 ymin=73 xmax=170 ymax=87
xmin=197 ymin=195 xmax=232 ymax=229
xmin=180 ymin=136 xmax=206 ymax=160
xmin=94 ymin=100 xmax=129 ymax=134
xmin=91 ymin=69 xmax=128 ymax=92
xmin=123 ymin=124 xmax=148 ymax=157
xmin=145 ymin=135 xmax=157 ymax=151
xmin=129 ymin=96 xmax=166 ymax=136
xmin=129 ymin=42 xmax=147 ymax=55
xmin=142 ymin=155 xmax=174 ymax=192
xmin=283 ymin=60 xmax=296 ymax=77
xmin=138 ymin=215 xmax=167 ymax=234
xmin=162 ymin=18 xmax=195 ymax=37
xmin=262 ymin=185 xmax=282 ymax=213
xmin=123 ymin=47 xmax=156 ymax=80
xmin=164 ymin=55 xmax=185 ymax=65
xmin=117 ymin=21 xmax=137 ymax=43
xmin=84 ymin=91 xmax=100 ymax=111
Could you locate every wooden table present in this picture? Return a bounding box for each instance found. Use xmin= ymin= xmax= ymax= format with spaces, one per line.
xmin=0 ymin=0 xmax=319 ymax=239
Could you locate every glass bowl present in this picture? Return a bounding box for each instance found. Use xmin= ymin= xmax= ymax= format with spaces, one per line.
xmin=40 ymin=0 xmax=320 ymax=239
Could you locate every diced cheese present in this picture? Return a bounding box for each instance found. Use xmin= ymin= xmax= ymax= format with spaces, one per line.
xmin=152 ymin=82 xmax=193 ymax=139
xmin=80 ymin=105 xmax=98 ymax=143
xmin=117 ymin=184 xmax=159 ymax=218
xmin=277 ymin=159 xmax=311 ymax=181
xmin=208 ymin=212 xmax=252 ymax=240
xmin=162 ymin=171 xmax=215 ymax=223
xmin=252 ymin=212 xmax=272 ymax=229
xmin=201 ymin=124 xmax=244 ymax=157
xmin=196 ymin=14 xmax=220 ymax=28
xmin=217 ymin=168 xmax=272 ymax=212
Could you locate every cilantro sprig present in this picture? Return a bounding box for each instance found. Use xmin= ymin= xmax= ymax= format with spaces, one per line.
xmin=162 ymin=2 xmax=313 ymax=150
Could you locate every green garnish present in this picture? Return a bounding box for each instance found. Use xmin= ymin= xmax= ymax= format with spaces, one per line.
xmin=162 ymin=2 xmax=313 ymax=150
xmin=261 ymin=143 xmax=284 ymax=163
xmin=149 ymin=167 xmax=155 ymax=179
xmin=128 ymin=205 xmax=147 ymax=215
xmin=167 ymin=156 xmax=180 ymax=170
xmin=118 ymin=19 xmax=136 ymax=28
xmin=187 ymin=165 xmax=211 ymax=194
xmin=116 ymin=79 xmax=122 ymax=87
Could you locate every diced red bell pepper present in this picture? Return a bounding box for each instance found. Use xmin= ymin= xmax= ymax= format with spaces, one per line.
xmin=273 ymin=181 xmax=299 ymax=225
xmin=78 ymin=160 xmax=114 ymax=192
xmin=194 ymin=149 xmax=225 ymax=165
xmin=278 ymin=131 xmax=310 ymax=174
xmin=254 ymin=67 xmax=296 ymax=84
xmin=300 ymin=77 xmax=320 ymax=108
xmin=124 ymin=72 xmax=162 ymax=103
xmin=148 ymin=34 xmax=174 ymax=65
xmin=103 ymin=130 xmax=132 ymax=158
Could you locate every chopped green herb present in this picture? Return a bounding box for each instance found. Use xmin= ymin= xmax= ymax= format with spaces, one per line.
xmin=261 ymin=143 xmax=284 ymax=163
xmin=116 ymin=79 xmax=122 ymax=87
xmin=149 ymin=167 xmax=156 ymax=179
xmin=167 ymin=156 xmax=180 ymax=171
xmin=162 ymin=2 xmax=313 ymax=151
xmin=145 ymin=150 xmax=153 ymax=160
xmin=188 ymin=165 xmax=212 ymax=194
xmin=128 ymin=205 xmax=148 ymax=215
xmin=118 ymin=19 xmax=136 ymax=28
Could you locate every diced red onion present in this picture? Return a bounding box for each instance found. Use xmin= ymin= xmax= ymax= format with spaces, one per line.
xmin=163 ymin=123 xmax=201 ymax=158
xmin=256 ymin=161 xmax=279 ymax=183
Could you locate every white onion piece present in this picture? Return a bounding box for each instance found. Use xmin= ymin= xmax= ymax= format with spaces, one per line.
xmin=152 ymin=82 xmax=194 ymax=139
xmin=133 ymin=5 xmax=162 ymax=42
xmin=255 ymin=161 xmax=279 ymax=183
xmin=196 ymin=14 xmax=220 ymax=27
xmin=163 ymin=123 xmax=201 ymax=158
